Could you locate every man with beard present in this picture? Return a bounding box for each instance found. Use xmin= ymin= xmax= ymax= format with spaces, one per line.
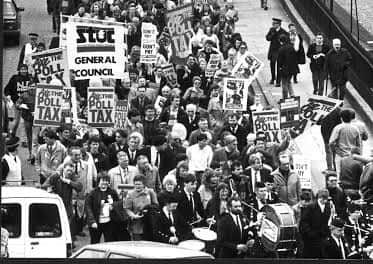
xmin=216 ymin=197 xmax=250 ymax=258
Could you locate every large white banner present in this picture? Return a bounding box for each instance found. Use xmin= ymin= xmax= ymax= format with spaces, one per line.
xmin=66 ymin=20 xmax=126 ymax=80
xmin=140 ymin=23 xmax=157 ymax=64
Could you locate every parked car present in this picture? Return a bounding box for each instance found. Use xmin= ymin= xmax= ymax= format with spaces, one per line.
xmin=3 ymin=0 xmax=24 ymax=45
xmin=71 ymin=241 xmax=214 ymax=259
xmin=1 ymin=186 xmax=73 ymax=258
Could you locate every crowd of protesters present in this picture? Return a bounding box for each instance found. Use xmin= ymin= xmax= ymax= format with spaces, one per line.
xmin=2 ymin=0 xmax=373 ymax=259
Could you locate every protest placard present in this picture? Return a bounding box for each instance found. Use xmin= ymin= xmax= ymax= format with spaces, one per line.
xmin=166 ymin=4 xmax=193 ymax=64
xmin=66 ymin=19 xmax=126 ymax=80
xmin=34 ymin=84 xmax=63 ymax=127
xmin=87 ymin=87 xmax=115 ymax=128
xmin=252 ymin=110 xmax=281 ymax=143
xmin=232 ymin=51 xmax=263 ymax=86
xmin=61 ymin=86 xmax=79 ymax=125
xmin=140 ymin=23 xmax=157 ymax=64
xmin=205 ymin=54 xmax=221 ymax=78
xmin=161 ymin=64 xmax=178 ymax=87
xmin=114 ymin=100 xmax=129 ymax=129
xmin=31 ymin=48 xmax=70 ymax=86
xmin=279 ymin=96 xmax=300 ymax=129
xmin=293 ymin=154 xmax=312 ymax=189
xmin=295 ymin=95 xmax=343 ymax=134
xmin=222 ymin=78 xmax=249 ymax=111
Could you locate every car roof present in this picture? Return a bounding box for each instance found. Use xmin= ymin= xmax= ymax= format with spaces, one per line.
xmin=75 ymin=241 xmax=213 ymax=259
xmin=1 ymin=186 xmax=60 ymax=199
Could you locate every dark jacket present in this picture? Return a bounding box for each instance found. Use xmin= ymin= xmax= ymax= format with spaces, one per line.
xmin=176 ymin=189 xmax=206 ymax=224
xmin=216 ymin=213 xmax=249 ymax=258
xmin=328 ymin=186 xmax=348 ymax=220
xmin=159 ymin=107 xmax=189 ymax=126
xmin=277 ymin=43 xmax=299 ymax=77
xmin=266 ymin=27 xmax=288 ymax=60
xmin=306 ymin=43 xmax=331 ymax=72
xmin=299 ymin=201 xmax=332 ymax=258
xmin=153 ymin=209 xmax=192 ymax=243
xmin=324 ymin=48 xmax=352 ymax=85
xmin=360 ymin=162 xmax=373 ymax=203
xmin=220 ymin=124 xmax=248 ymax=152
xmin=130 ymin=96 xmax=153 ymax=117
xmin=340 ymin=155 xmax=363 ymax=190
xmin=85 ymin=187 xmax=119 ymax=226
xmin=4 ymin=74 xmax=34 ymax=103
xmin=143 ymin=118 xmax=160 ymax=146
xmin=321 ymin=236 xmax=350 ymax=259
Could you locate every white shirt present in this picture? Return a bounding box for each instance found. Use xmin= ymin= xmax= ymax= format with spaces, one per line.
xmin=230 ymin=213 xmax=242 ymax=233
xmin=187 ymin=144 xmax=213 ymax=172
xmin=150 ymin=146 xmax=160 ymax=166
xmin=318 ymin=200 xmax=325 ymax=213
xmin=256 ymin=198 xmax=265 ymax=210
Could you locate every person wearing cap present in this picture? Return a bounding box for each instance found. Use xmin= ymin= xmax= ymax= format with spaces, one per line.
xmin=153 ymin=193 xmax=192 ymax=244
xmin=265 ymin=18 xmax=288 ymax=86
xmin=343 ymin=203 xmax=370 ymax=258
xmin=321 ymin=218 xmax=349 ymax=259
xmin=1 ymin=137 xmax=22 ymax=186
xmin=35 ymin=129 xmax=67 ymax=184
xmin=17 ymin=33 xmax=39 ymax=71
xmin=299 ymin=189 xmax=332 ymax=258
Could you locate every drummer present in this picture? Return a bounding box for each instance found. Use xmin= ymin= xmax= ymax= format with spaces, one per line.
xmin=153 ymin=193 xmax=193 ymax=244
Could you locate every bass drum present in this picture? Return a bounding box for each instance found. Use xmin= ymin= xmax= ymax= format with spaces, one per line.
xmin=260 ymin=203 xmax=297 ymax=252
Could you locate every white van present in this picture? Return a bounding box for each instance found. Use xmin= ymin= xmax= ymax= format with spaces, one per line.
xmin=1 ymin=186 xmax=72 ymax=258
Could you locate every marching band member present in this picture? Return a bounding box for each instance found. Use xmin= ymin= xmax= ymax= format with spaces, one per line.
xmin=321 ymin=218 xmax=350 ymax=259
xmin=216 ymin=197 xmax=252 ymax=258
xmin=176 ymin=173 xmax=206 ymax=225
xmin=299 ymin=189 xmax=332 ymax=258
xmin=153 ymin=193 xmax=193 ymax=244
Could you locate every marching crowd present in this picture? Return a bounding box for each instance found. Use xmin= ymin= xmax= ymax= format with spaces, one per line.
xmin=2 ymin=0 xmax=373 ymax=259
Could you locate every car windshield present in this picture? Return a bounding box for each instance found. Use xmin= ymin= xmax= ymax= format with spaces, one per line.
xmin=3 ymin=1 xmax=16 ymax=17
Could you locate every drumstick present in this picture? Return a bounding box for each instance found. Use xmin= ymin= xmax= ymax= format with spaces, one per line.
xmin=208 ymin=216 xmax=215 ymax=230
xmin=190 ymin=218 xmax=203 ymax=226
xmin=241 ymin=201 xmax=261 ymax=214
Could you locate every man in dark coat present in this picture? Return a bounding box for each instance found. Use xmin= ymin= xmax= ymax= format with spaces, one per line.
xmin=216 ymin=197 xmax=250 ymax=258
xmin=321 ymin=218 xmax=350 ymax=259
xmin=265 ymin=18 xmax=288 ymax=86
xmin=299 ymin=189 xmax=332 ymax=258
xmin=288 ymin=23 xmax=305 ymax=83
xmin=220 ymin=113 xmax=248 ymax=152
xmin=176 ymin=173 xmax=206 ymax=225
xmin=130 ymin=86 xmax=153 ymax=119
xmin=326 ymin=172 xmax=348 ymax=220
xmin=324 ymin=38 xmax=352 ymax=100
xmin=277 ymin=34 xmax=299 ymax=99
xmin=306 ymin=33 xmax=331 ymax=95
xmin=153 ymin=193 xmax=192 ymax=244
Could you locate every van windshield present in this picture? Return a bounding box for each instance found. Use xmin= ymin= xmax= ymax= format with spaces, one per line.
xmin=29 ymin=204 xmax=62 ymax=238
xmin=1 ymin=204 xmax=21 ymax=238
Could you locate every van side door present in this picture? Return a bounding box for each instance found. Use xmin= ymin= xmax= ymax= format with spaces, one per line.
xmin=24 ymin=198 xmax=67 ymax=258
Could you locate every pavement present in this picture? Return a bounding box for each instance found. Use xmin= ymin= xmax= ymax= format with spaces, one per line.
xmin=233 ymin=0 xmax=373 ymax=156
